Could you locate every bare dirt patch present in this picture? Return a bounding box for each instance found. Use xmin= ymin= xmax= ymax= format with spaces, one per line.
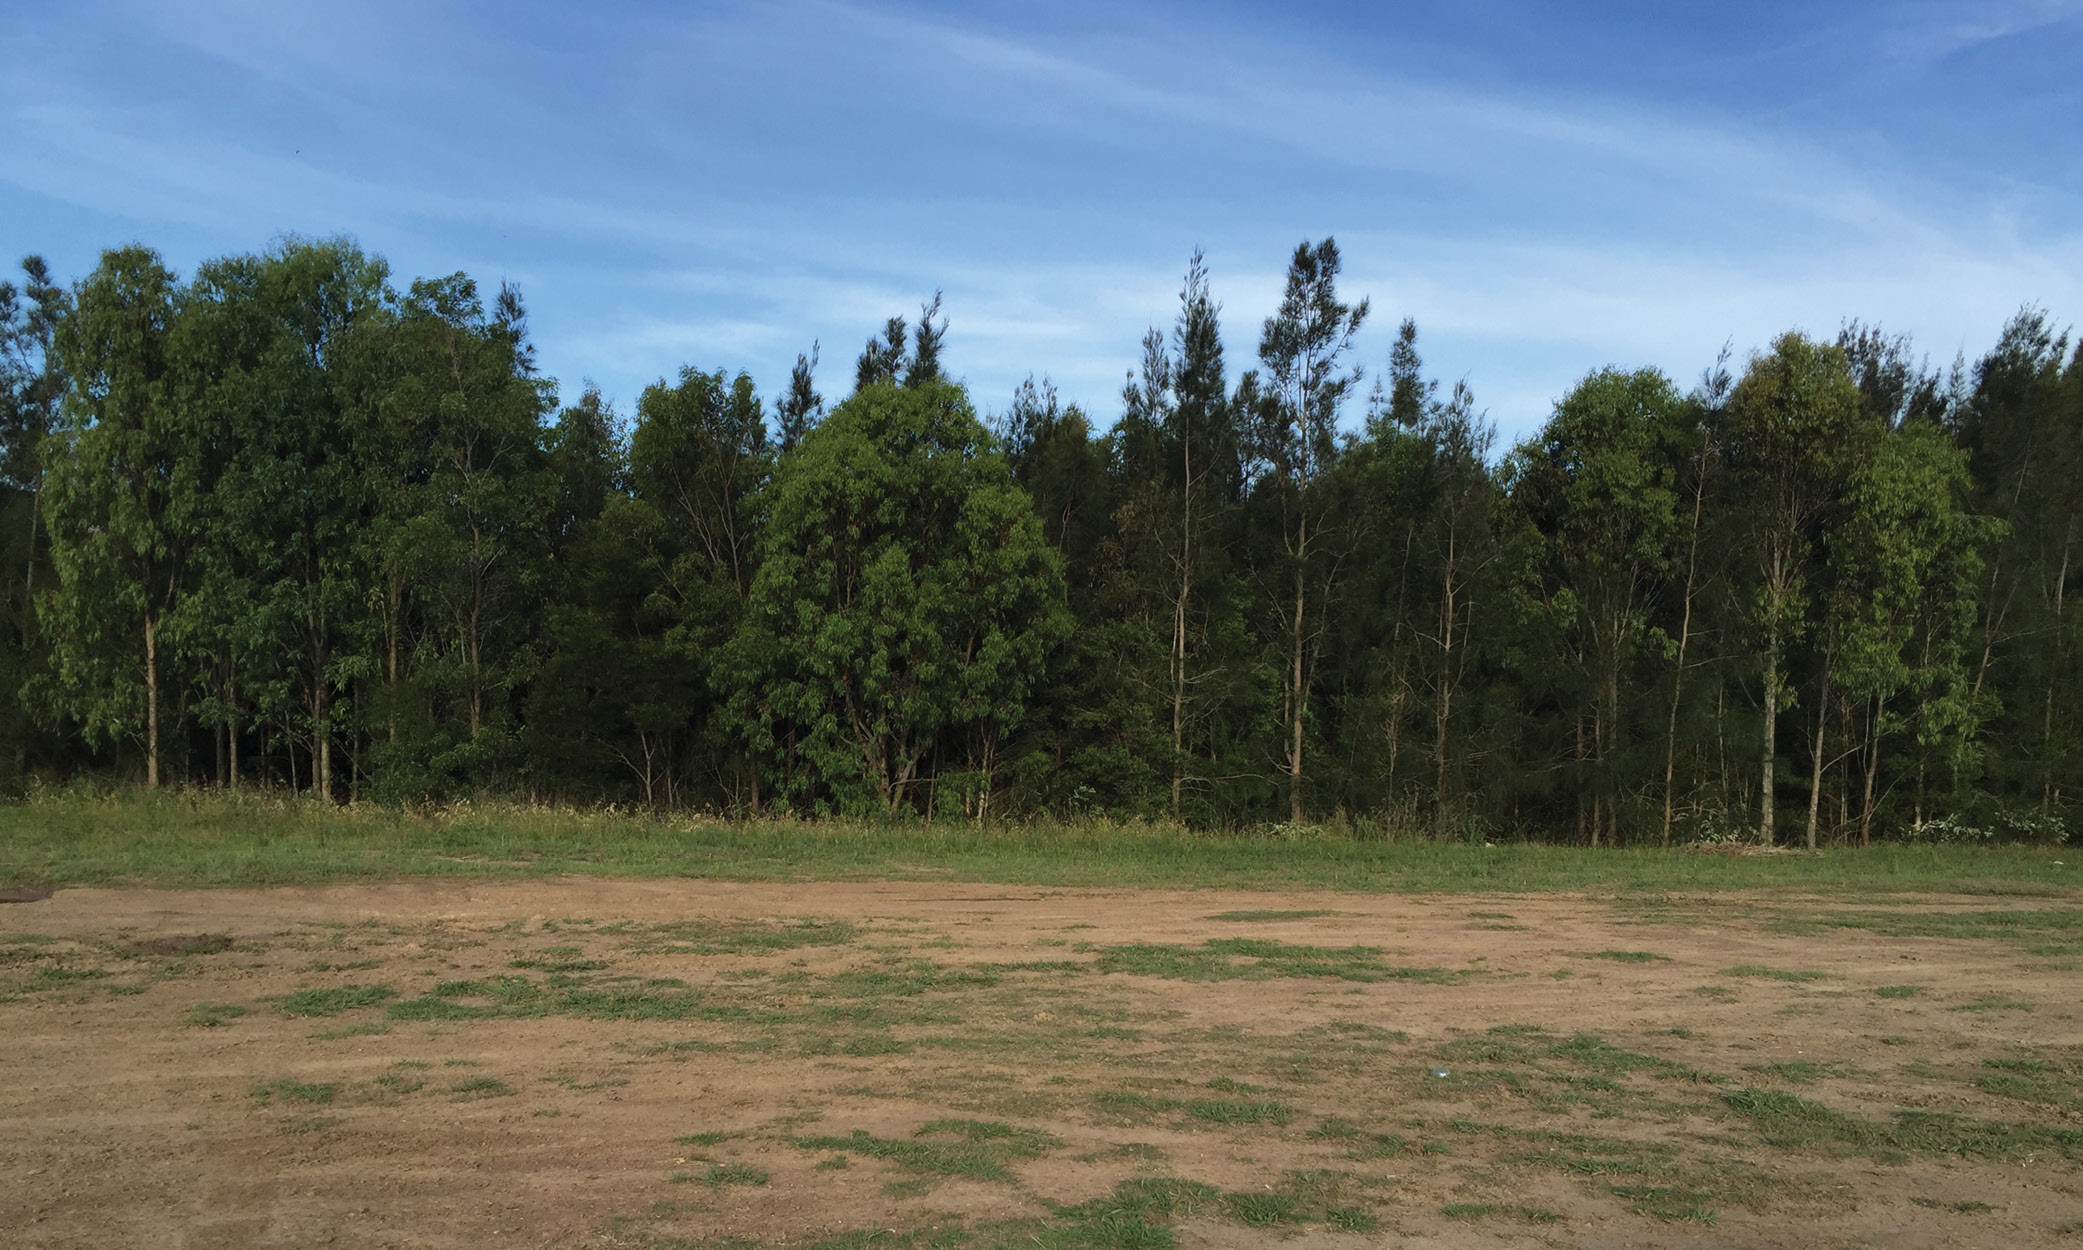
xmin=2 ymin=878 xmax=2080 ymax=1248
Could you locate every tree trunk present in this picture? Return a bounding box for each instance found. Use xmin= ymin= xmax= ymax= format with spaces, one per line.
xmin=1290 ymin=538 xmax=1307 ymax=826
xmin=1805 ymin=662 xmax=1829 ymax=850
xmin=1662 ymin=452 xmax=1706 ymax=844
xmin=144 ymin=613 xmax=160 ymax=789
xmin=1760 ymin=629 xmax=1778 ymax=846
xmin=1172 ymin=431 xmax=1192 ymax=815
xmin=1434 ymin=531 xmax=1460 ymax=828
xmin=1860 ymin=696 xmax=1881 ymax=847
xmin=228 ymin=659 xmax=239 ymax=789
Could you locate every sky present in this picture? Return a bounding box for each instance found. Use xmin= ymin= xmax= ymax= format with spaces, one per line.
xmin=4 ymin=0 xmax=2079 ymax=440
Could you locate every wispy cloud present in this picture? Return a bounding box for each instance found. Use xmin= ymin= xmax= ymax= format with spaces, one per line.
xmin=1 ymin=1 xmax=2073 ymax=437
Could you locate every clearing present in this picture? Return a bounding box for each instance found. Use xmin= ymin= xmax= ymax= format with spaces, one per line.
xmin=3 ymin=877 xmax=2080 ymax=1248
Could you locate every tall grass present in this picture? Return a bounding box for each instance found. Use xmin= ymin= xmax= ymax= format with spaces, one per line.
xmin=0 ymin=788 xmax=2073 ymax=894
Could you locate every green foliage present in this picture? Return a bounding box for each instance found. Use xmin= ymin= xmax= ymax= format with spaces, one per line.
xmin=3 ymin=236 xmax=2080 ymax=841
xmin=732 ymin=382 xmax=1070 ymax=816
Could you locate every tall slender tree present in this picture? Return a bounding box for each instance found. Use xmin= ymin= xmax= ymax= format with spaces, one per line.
xmin=1251 ymin=239 xmax=1368 ymax=825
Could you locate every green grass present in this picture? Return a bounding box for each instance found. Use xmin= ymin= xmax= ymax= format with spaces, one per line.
xmin=1723 ymin=965 xmax=1828 ymax=981
xmin=1722 ymin=1087 xmax=2083 ymax=1159
xmin=1095 ymin=1088 xmax=1294 ymax=1128
xmin=447 ymin=1076 xmax=513 ymax=1100
xmin=1442 ymin=1202 xmax=1560 ymax=1223
xmin=278 ymin=985 xmax=395 ymax=1017
xmin=2 ymin=790 xmax=2073 ymax=895
xmin=1875 ymin=984 xmax=1922 ymax=998
xmin=1094 ymin=938 xmax=1461 ymax=983
xmin=180 ymin=1002 xmax=248 ymax=1027
xmin=700 ymin=1163 xmax=769 ymax=1188
xmin=251 ymin=1079 xmax=337 ymax=1105
xmin=1205 ymin=909 xmax=1336 ymax=922
xmin=1949 ymin=993 xmax=2034 ymax=1013
xmin=1576 ymin=949 xmax=1670 ymax=963
xmin=1777 ymin=908 xmax=2083 ymax=953
xmin=794 ymin=1121 xmax=1054 ymax=1183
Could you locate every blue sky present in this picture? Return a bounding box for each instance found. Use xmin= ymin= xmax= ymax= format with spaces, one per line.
xmin=4 ymin=0 xmax=2079 ymax=440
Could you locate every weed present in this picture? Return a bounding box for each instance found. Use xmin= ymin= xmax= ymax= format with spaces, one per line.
xmin=448 ymin=1076 xmax=513 ymax=1100
xmin=1185 ymin=1098 xmax=1291 ymax=1126
xmin=1205 ymin=1076 xmax=1262 ymax=1093
xmin=1875 ymin=984 xmax=1921 ymax=998
xmin=1327 ymin=1206 xmax=1381 ymax=1231
xmin=702 ymin=1163 xmax=769 ymax=1188
xmin=1207 ymin=909 xmax=1336 ymax=922
xmin=1223 ymin=1191 xmax=1300 ymax=1226
xmin=1576 ymin=949 xmax=1670 ymax=963
xmin=374 ymin=1072 xmax=425 ymax=1095
xmin=675 ymin=1131 xmax=730 ymax=1146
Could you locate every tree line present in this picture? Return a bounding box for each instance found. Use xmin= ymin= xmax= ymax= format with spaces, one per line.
xmin=0 ymin=236 xmax=2077 ymax=844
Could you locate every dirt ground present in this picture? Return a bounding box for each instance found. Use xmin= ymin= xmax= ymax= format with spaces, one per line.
xmin=2 ymin=877 xmax=2080 ymax=1249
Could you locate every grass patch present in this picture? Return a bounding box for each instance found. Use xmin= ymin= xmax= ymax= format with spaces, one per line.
xmin=794 ymin=1120 xmax=1054 ymax=1183
xmin=622 ymin=917 xmax=859 ymax=956
xmin=1875 ymin=984 xmax=1921 ymax=998
xmin=1745 ymin=1060 xmax=1864 ymax=1084
xmin=1949 ymin=993 xmax=2033 ymax=1012
xmin=385 ymin=974 xmax=745 ymax=1023
xmin=251 ymin=1079 xmax=336 ymax=1105
xmin=1724 ymin=964 xmax=1827 ymax=982
xmin=1723 ymin=1086 xmax=2083 ymax=1159
xmin=181 ymin=1002 xmax=247 ymax=1028
xmin=1442 ymin=1202 xmax=1559 ymax=1223
xmin=1575 ymin=949 xmax=1670 ymax=963
xmin=700 ymin=1163 xmax=769 ymax=1188
xmin=447 ymin=1076 xmax=513 ymax=1100
xmin=1206 ymin=909 xmax=1336 ymax=922
xmin=278 ymin=984 xmax=395 ymax=1017
xmin=675 ymin=1131 xmax=730 ymax=1146
xmin=8 ymin=791 xmax=2074 ymax=895
xmin=1097 ymin=1089 xmax=1292 ymax=1128
xmin=1094 ymin=938 xmax=1461 ymax=983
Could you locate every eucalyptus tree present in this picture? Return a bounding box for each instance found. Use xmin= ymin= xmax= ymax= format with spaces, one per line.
xmin=178 ymin=240 xmax=390 ymax=798
xmin=732 ymin=381 xmax=1069 ymax=816
xmin=40 ymin=247 xmax=186 ymax=786
xmin=1953 ymin=310 xmax=2083 ymax=814
xmin=627 ymin=365 xmax=771 ymax=805
xmin=1250 ymin=239 xmax=1368 ymax=824
xmin=1827 ymin=420 xmax=1997 ymax=843
xmin=1508 ymin=367 xmax=1685 ymax=844
xmin=1720 ymin=333 xmax=1871 ymax=844
xmin=359 ymin=274 xmax=555 ymax=790
xmin=0 ymin=256 xmax=68 ymax=780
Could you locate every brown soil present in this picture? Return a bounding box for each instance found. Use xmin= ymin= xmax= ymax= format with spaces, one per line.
xmin=2 ymin=878 xmax=2080 ymax=1248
